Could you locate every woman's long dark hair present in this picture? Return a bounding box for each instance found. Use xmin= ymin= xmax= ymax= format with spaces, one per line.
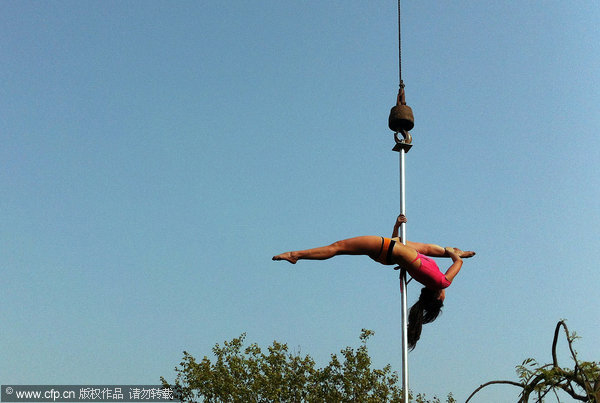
xmin=407 ymin=287 xmax=444 ymax=350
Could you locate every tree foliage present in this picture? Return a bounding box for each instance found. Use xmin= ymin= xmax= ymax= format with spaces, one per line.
xmin=161 ymin=329 xmax=454 ymax=403
xmin=467 ymin=320 xmax=600 ymax=402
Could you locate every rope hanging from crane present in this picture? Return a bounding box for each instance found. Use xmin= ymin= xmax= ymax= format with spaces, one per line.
xmin=397 ymin=0 xmax=403 ymax=89
xmin=389 ymin=0 xmax=414 ymax=145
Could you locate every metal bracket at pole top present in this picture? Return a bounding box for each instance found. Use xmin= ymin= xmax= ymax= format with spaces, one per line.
xmin=392 ymin=142 xmax=412 ymax=153
xmin=392 ymin=132 xmax=413 ymax=153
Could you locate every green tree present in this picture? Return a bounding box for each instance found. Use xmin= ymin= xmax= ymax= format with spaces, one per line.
xmin=161 ymin=329 xmax=454 ymax=402
xmin=467 ymin=320 xmax=600 ymax=402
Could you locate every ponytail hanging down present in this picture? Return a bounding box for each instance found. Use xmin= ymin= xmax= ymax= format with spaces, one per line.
xmin=407 ymin=287 xmax=444 ymax=350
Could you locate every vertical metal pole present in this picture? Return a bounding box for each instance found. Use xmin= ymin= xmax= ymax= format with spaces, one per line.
xmin=399 ymin=148 xmax=409 ymax=402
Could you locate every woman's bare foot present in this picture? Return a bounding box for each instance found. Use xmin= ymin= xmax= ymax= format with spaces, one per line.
xmin=450 ymin=248 xmax=476 ymax=258
xmin=272 ymin=252 xmax=298 ymax=264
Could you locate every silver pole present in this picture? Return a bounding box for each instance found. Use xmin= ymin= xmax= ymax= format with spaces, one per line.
xmin=399 ymin=147 xmax=409 ymax=402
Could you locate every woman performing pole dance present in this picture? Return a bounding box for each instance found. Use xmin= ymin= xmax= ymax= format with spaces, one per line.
xmin=273 ymin=215 xmax=475 ymax=349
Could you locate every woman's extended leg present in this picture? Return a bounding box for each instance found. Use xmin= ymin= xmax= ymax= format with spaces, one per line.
xmin=405 ymin=241 xmax=475 ymax=258
xmin=404 ymin=241 xmax=446 ymax=257
xmin=273 ymin=236 xmax=383 ymax=264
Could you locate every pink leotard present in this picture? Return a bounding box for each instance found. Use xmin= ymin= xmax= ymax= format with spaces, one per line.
xmin=409 ymin=253 xmax=452 ymax=290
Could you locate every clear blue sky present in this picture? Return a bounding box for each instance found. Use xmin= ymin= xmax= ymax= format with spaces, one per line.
xmin=1 ymin=1 xmax=599 ymax=401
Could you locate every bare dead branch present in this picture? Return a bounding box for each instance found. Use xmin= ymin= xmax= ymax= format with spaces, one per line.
xmin=465 ymin=380 xmax=524 ymax=403
xmin=553 ymin=320 xmax=592 ymax=396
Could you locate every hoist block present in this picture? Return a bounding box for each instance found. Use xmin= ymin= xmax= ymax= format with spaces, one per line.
xmin=388 ymin=104 xmax=414 ymax=132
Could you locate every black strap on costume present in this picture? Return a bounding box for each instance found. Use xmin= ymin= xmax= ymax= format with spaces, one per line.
xmin=386 ymin=239 xmax=396 ymax=265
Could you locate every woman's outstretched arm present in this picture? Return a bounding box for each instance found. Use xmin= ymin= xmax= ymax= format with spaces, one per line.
xmin=443 ymin=247 xmax=463 ymax=283
xmin=391 ymin=214 xmax=406 ymax=239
